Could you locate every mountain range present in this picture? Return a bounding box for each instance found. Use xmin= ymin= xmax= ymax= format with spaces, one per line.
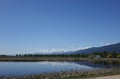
xmin=37 ymin=43 xmax=120 ymax=55
xmin=74 ymin=43 xmax=120 ymax=54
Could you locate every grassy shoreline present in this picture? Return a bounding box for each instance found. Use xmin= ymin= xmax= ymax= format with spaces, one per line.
xmin=0 ymin=68 xmax=120 ymax=79
xmin=0 ymin=57 xmax=120 ymax=62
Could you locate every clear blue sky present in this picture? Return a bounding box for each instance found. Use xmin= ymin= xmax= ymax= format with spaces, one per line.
xmin=0 ymin=0 xmax=120 ymax=54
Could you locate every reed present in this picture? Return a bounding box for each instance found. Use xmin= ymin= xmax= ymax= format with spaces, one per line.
xmin=0 ymin=67 xmax=120 ymax=79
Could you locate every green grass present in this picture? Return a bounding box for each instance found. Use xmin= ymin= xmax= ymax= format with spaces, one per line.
xmin=0 ymin=56 xmax=120 ymax=61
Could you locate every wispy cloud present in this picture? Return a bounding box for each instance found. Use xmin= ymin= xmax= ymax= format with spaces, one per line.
xmin=105 ymin=42 xmax=118 ymax=45
xmin=99 ymin=42 xmax=118 ymax=46
xmin=75 ymin=46 xmax=92 ymax=50
xmin=37 ymin=46 xmax=93 ymax=54
xmin=37 ymin=48 xmax=73 ymax=54
xmin=1 ymin=42 xmax=118 ymax=55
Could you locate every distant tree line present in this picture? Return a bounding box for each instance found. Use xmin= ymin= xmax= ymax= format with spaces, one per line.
xmin=91 ymin=51 xmax=120 ymax=58
xmin=1 ymin=51 xmax=120 ymax=58
xmin=15 ymin=53 xmax=89 ymax=58
xmin=15 ymin=51 xmax=120 ymax=58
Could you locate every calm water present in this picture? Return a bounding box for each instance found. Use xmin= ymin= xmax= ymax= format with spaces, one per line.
xmin=0 ymin=61 xmax=120 ymax=76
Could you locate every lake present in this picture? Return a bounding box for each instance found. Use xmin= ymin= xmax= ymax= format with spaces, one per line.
xmin=0 ymin=61 xmax=120 ymax=76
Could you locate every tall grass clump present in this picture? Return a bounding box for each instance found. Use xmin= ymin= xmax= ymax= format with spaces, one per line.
xmin=0 ymin=67 xmax=120 ymax=79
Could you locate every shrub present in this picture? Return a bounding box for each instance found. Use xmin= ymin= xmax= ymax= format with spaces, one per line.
xmin=117 ymin=55 xmax=120 ymax=58
xmin=107 ymin=54 xmax=112 ymax=58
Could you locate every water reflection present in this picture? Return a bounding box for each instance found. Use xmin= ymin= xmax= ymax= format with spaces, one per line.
xmin=0 ymin=61 xmax=120 ymax=76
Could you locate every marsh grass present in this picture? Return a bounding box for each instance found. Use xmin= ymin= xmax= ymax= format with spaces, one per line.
xmin=0 ymin=67 xmax=120 ymax=79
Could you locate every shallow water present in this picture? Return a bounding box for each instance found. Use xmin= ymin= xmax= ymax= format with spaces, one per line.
xmin=0 ymin=61 xmax=119 ymax=76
